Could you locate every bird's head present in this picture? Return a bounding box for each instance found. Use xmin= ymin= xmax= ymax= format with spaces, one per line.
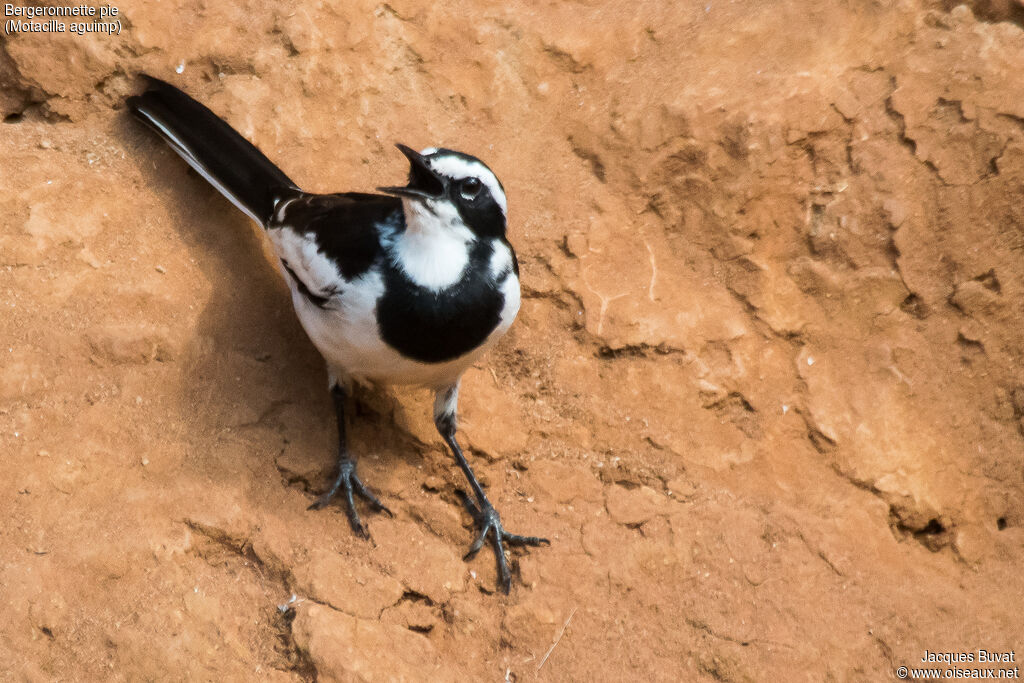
xmin=378 ymin=144 xmax=507 ymax=238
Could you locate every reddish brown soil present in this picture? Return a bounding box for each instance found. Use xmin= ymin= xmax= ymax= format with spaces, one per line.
xmin=2 ymin=1 xmax=1024 ymax=680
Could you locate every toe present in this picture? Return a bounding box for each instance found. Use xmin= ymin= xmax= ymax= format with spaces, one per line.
xmin=492 ymin=532 xmax=512 ymax=594
xmin=503 ymin=533 xmax=550 ymax=547
xmin=464 ymin=524 xmax=490 ymax=560
xmin=345 ymin=511 xmax=369 ymax=538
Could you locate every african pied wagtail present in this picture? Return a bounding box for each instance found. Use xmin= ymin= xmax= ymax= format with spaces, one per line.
xmin=128 ymin=76 xmax=548 ymax=593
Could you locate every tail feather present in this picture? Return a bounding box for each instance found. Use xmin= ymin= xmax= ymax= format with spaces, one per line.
xmin=127 ymin=75 xmax=297 ymax=225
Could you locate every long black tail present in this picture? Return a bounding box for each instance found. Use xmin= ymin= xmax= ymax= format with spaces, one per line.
xmin=127 ymin=75 xmax=298 ymax=225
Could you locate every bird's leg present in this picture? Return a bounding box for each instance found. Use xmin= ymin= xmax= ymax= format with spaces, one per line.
xmin=433 ymin=381 xmax=549 ymax=593
xmin=308 ymin=382 xmax=392 ymax=538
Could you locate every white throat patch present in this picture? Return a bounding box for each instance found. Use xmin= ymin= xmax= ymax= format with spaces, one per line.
xmin=394 ymin=198 xmax=474 ymax=291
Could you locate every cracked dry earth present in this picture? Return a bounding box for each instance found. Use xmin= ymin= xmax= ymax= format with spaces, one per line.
xmin=2 ymin=0 xmax=1024 ymax=680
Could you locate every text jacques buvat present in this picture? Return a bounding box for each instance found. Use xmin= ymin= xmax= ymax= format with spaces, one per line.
xmin=4 ymin=4 xmax=121 ymax=36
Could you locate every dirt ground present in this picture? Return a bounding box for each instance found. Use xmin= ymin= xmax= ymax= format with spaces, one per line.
xmin=2 ymin=0 xmax=1023 ymax=680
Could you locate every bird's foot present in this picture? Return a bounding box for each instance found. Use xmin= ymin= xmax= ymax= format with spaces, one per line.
xmin=308 ymin=457 xmax=392 ymax=538
xmin=458 ymin=490 xmax=549 ymax=594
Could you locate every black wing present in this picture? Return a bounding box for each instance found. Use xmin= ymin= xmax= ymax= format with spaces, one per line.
xmin=268 ymin=192 xmax=404 ymax=303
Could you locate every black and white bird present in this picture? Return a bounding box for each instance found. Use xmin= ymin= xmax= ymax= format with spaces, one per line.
xmin=127 ymin=75 xmax=547 ymax=593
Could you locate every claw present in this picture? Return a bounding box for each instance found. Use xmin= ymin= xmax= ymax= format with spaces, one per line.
xmin=351 ymin=477 xmax=394 ymax=516
xmin=504 ymin=533 xmax=550 ymax=548
xmin=460 ymin=495 xmax=549 ymax=593
xmin=308 ymin=457 xmax=389 ymax=538
xmin=464 ymin=526 xmax=489 ymax=561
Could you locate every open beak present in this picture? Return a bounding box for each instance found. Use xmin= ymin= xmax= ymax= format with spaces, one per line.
xmin=377 ymin=143 xmax=446 ymax=200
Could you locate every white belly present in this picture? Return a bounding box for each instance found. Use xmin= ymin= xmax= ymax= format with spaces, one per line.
xmin=291 ymin=268 xmax=520 ymax=389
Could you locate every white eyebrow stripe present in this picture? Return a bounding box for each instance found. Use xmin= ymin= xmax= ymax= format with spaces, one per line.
xmin=426 ymin=155 xmax=507 ymax=215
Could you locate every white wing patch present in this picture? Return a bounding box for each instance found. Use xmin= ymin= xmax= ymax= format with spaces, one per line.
xmin=425 ymin=155 xmax=507 ymax=215
xmin=268 ymin=226 xmax=343 ymax=298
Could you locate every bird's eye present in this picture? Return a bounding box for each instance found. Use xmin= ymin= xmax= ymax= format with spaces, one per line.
xmin=459 ymin=177 xmax=482 ymax=200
